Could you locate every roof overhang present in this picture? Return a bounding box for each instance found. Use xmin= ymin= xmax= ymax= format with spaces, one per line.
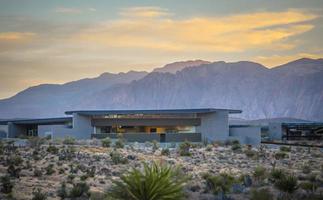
xmin=0 ymin=117 xmax=72 ymax=125
xmin=65 ymin=108 xmax=242 ymax=116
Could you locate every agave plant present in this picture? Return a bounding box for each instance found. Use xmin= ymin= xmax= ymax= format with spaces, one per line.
xmin=274 ymin=174 xmax=298 ymax=199
xmin=203 ymin=172 xmax=236 ymax=199
xmin=108 ymin=162 xmax=188 ymax=200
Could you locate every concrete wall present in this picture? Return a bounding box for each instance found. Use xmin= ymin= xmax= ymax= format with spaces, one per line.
xmin=0 ymin=125 xmax=8 ymax=138
xmin=197 ymin=111 xmax=229 ymax=141
xmin=8 ymin=123 xmax=27 ymax=138
xmin=268 ymin=122 xmax=283 ymax=140
xmin=38 ymin=125 xmax=74 ymax=139
xmin=229 ymin=126 xmax=261 ymax=146
xmin=72 ymin=113 xmax=93 ymax=139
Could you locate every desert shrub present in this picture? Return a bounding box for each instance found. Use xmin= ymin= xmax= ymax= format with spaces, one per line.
xmin=250 ymin=188 xmax=273 ymax=200
xmin=28 ymin=137 xmax=45 ymax=149
xmin=67 ymin=174 xmax=75 ymax=183
xmin=203 ymin=172 xmax=236 ymax=197
xmin=270 ymin=168 xmax=285 ymax=182
xmin=178 ymin=140 xmax=191 ymax=156
xmin=280 ymin=146 xmax=291 ymax=152
xmin=152 ymin=140 xmax=159 ymax=152
xmin=161 ymin=148 xmax=170 ymax=156
xmin=206 ymin=144 xmax=213 ymax=151
xmin=244 ymin=149 xmax=257 ymax=158
xmin=231 ymin=143 xmax=242 ymax=152
xmin=299 ymin=181 xmax=317 ymax=194
xmin=0 ymin=175 xmax=14 ymax=194
xmin=34 ymin=168 xmax=42 ymax=177
xmin=253 ymin=166 xmax=266 ymax=184
xmin=274 ymin=174 xmax=298 ymax=196
xmin=47 ymin=145 xmax=59 ymax=154
xmin=69 ymin=182 xmax=90 ymax=198
xmin=0 ymin=140 xmax=4 ymax=155
xmin=108 ymin=162 xmax=187 ymax=200
xmin=114 ymin=139 xmax=125 ymax=149
xmin=45 ymin=164 xmax=55 ymax=175
xmin=275 ymin=151 xmax=287 ymax=160
xmin=63 ymin=136 xmax=76 ymax=145
xmin=32 ymin=149 xmax=41 ymax=161
xmin=7 ymin=164 xmax=21 ymax=178
xmin=6 ymin=155 xmax=23 ymax=166
xmin=86 ymin=166 xmax=96 ymax=178
xmin=57 ymin=182 xmax=67 ymax=199
xmin=80 ymin=174 xmax=89 ymax=181
xmin=302 ymin=163 xmax=311 ymax=174
xmin=32 ymin=188 xmax=47 ymax=200
xmin=232 ymin=140 xmax=240 ymax=145
xmin=101 ymin=137 xmax=111 ymax=148
xmin=110 ymin=150 xmax=128 ymax=165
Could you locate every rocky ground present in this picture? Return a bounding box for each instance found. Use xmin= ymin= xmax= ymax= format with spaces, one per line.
xmin=0 ymin=138 xmax=322 ymax=200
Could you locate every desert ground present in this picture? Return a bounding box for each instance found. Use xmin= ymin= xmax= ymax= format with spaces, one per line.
xmin=0 ymin=138 xmax=322 ymax=200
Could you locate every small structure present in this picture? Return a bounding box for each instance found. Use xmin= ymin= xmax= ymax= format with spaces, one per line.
xmin=0 ymin=108 xmax=261 ymax=145
xmin=250 ymin=118 xmax=323 ymax=141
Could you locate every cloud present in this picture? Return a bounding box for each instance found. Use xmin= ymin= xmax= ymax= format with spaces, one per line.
xmin=0 ymin=32 xmax=35 ymax=41
xmin=55 ymin=7 xmax=82 ymax=14
xmin=74 ymin=9 xmax=317 ymax=53
xmin=119 ymin=6 xmax=171 ymax=18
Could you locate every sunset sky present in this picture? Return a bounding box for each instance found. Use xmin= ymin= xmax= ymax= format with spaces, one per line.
xmin=0 ymin=0 xmax=323 ymax=99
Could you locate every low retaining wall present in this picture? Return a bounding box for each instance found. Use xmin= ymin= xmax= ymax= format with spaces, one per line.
xmin=91 ymin=133 xmax=201 ymax=143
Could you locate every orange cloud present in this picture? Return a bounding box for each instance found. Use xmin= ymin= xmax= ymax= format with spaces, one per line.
xmin=0 ymin=32 xmax=35 ymax=41
xmin=74 ymin=9 xmax=317 ymax=53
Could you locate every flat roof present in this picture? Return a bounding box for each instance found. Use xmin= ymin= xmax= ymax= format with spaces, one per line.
xmin=0 ymin=117 xmax=72 ymax=125
xmin=65 ymin=108 xmax=242 ymax=115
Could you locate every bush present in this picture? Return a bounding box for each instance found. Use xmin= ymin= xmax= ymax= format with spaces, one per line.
xmin=108 ymin=162 xmax=187 ymax=200
xmin=231 ymin=143 xmax=242 ymax=152
xmin=114 ymin=139 xmax=124 ymax=149
xmin=302 ymin=163 xmax=311 ymax=174
xmin=110 ymin=150 xmax=128 ymax=165
xmin=179 ymin=141 xmax=191 ymax=156
xmin=250 ymin=188 xmax=273 ymax=200
xmin=205 ymin=144 xmax=213 ymax=151
xmin=34 ymin=168 xmax=42 ymax=177
xmin=32 ymin=188 xmax=47 ymax=200
xmin=253 ymin=166 xmax=266 ymax=184
xmin=299 ymin=181 xmax=317 ymax=194
xmin=101 ymin=137 xmax=111 ymax=148
xmin=152 ymin=140 xmax=159 ymax=152
xmin=161 ymin=148 xmax=170 ymax=156
xmin=0 ymin=175 xmax=14 ymax=194
xmin=275 ymin=151 xmax=287 ymax=160
xmin=274 ymin=174 xmax=298 ymax=195
xmin=203 ymin=172 xmax=236 ymax=197
xmin=244 ymin=149 xmax=257 ymax=158
xmin=270 ymin=168 xmax=285 ymax=182
xmin=280 ymin=146 xmax=291 ymax=152
xmin=7 ymin=164 xmax=21 ymax=178
xmin=45 ymin=164 xmax=55 ymax=175
xmin=6 ymin=155 xmax=23 ymax=166
xmin=57 ymin=182 xmax=67 ymax=199
xmin=69 ymin=182 xmax=90 ymax=198
xmin=47 ymin=145 xmax=59 ymax=154
xmin=28 ymin=137 xmax=45 ymax=149
xmin=63 ymin=136 xmax=76 ymax=145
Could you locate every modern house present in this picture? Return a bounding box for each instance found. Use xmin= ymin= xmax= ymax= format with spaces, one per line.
xmin=0 ymin=108 xmax=261 ymax=145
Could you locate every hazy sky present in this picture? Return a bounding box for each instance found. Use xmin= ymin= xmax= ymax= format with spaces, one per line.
xmin=0 ymin=0 xmax=323 ymax=99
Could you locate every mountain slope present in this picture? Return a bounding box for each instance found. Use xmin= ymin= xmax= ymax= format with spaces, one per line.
xmin=0 ymin=58 xmax=322 ymax=121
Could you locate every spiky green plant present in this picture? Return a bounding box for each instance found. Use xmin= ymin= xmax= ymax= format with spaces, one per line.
xmin=274 ymin=174 xmax=298 ymax=197
xmin=270 ymin=168 xmax=285 ymax=182
xmin=108 ymin=162 xmax=188 ymax=200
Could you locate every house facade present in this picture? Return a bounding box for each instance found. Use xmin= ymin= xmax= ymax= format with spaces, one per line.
xmin=0 ymin=108 xmax=261 ymax=145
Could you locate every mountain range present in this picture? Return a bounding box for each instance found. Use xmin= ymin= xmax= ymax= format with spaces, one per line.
xmin=0 ymin=58 xmax=322 ymax=121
